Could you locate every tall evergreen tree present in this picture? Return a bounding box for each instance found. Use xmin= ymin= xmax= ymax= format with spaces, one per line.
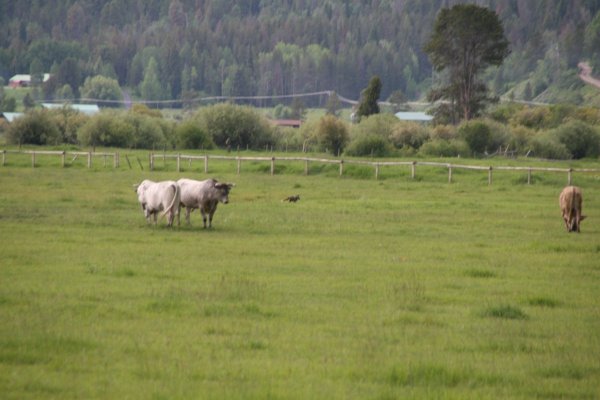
xmin=357 ymin=75 xmax=382 ymax=121
xmin=140 ymin=57 xmax=163 ymax=103
xmin=424 ymin=4 xmax=510 ymax=122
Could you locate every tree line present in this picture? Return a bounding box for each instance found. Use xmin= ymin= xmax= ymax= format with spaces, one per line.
xmin=1 ymin=0 xmax=600 ymax=107
xmin=4 ymin=100 xmax=600 ymax=161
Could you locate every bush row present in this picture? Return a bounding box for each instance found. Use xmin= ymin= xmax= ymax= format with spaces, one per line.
xmin=2 ymin=102 xmax=600 ymax=160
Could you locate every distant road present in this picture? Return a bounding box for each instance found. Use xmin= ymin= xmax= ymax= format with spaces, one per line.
xmin=578 ymin=61 xmax=600 ymax=90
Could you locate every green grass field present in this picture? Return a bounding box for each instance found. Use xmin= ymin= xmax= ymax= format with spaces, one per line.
xmin=1 ymin=153 xmax=599 ymax=399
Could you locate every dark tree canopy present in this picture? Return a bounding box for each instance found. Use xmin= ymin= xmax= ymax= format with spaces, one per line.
xmin=357 ymin=75 xmax=382 ymax=121
xmin=424 ymin=4 xmax=510 ymax=121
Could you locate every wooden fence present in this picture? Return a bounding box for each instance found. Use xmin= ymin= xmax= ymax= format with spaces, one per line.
xmin=3 ymin=149 xmax=599 ymax=185
xmin=149 ymin=153 xmax=600 ymax=186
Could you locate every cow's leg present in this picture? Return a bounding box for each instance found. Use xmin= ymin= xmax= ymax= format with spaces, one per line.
xmin=200 ymin=209 xmax=208 ymax=228
xmin=153 ymin=212 xmax=157 ymax=225
xmin=186 ymin=207 xmax=192 ymax=225
xmin=208 ymin=203 xmax=218 ymax=228
xmin=575 ymin=209 xmax=581 ymax=233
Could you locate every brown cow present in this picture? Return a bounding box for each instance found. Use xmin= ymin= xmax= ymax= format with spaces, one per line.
xmin=559 ymin=186 xmax=586 ymax=233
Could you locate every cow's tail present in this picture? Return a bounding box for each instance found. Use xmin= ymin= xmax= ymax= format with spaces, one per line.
xmin=162 ymin=183 xmax=180 ymax=217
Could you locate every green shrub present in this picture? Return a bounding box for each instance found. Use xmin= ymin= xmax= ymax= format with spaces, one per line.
xmin=511 ymin=106 xmax=550 ymax=130
xmin=551 ymin=120 xmax=600 ymax=159
xmin=529 ymin=132 xmax=570 ymax=159
xmin=419 ymin=139 xmax=470 ymax=157
xmin=176 ymin=120 xmax=214 ymax=150
xmin=194 ymin=103 xmax=275 ymax=150
xmin=78 ymin=111 xmax=133 ymax=148
xmin=508 ymin=125 xmax=536 ymax=154
xmin=351 ymin=113 xmax=398 ymax=139
xmin=315 ymin=115 xmax=349 ymax=156
xmin=430 ymin=124 xmax=457 ymax=140
xmin=345 ymin=133 xmax=393 ymax=157
xmin=389 ymin=122 xmax=430 ymax=150
xmin=458 ymin=120 xmax=492 ymax=155
xmin=6 ymin=110 xmax=61 ymax=146
xmin=124 ymin=113 xmax=169 ymax=149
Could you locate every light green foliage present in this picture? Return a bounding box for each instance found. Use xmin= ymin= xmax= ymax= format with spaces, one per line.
xmin=0 ymin=162 xmax=599 ymax=399
xmin=345 ymin=133 xmax=393 ymax=157
xmin=6 ymin=109 xmax=61 ymax=145
xmin=315 ymin=114 xmax=349 ymax=155
xmin=194 ymin=103 xmax=275 ymax=150
xmin=79 ymin=75 xmax=122 ymax=104
xmin=175 ymin=120 xmax=214 ymax=150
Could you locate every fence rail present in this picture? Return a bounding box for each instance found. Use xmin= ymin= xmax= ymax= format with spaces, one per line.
xmin=3 ymin=149 xmax=599 ymax=185
xmin=148 ymin=152 xmax=599 ymax=185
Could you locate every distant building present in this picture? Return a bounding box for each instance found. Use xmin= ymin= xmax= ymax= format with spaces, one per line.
xmin=395 ymin=111 xmax=433 ymax=122
xmin=271 ymin=119 xmax=302 ymax=128
xmin=8 ymin=74 xmax=51 ymax=88
xmin=0 ymin=112 xmax=23 ymax=123
xmin=42 ymin=103 xmax=100 ymax=116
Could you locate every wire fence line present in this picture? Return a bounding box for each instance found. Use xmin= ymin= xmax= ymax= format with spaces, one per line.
xmin=3 ymin=149 xmax=599 ymax=185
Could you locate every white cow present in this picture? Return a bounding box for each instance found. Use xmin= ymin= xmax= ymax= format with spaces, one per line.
xmin=135 ymin=179 xmax=180 ymax=226
xmin=177 ymin=178 xmax=234 ymax=228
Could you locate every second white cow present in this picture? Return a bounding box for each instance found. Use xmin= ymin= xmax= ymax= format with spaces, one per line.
xmin=177 ymin=178 xmax=234 ymax=228
xmin=135 ymin=179 xmax=180 ymax=226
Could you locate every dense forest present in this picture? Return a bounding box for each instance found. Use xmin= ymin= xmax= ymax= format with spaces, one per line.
xmin=1 ymin=0 xmax=600 ymax=107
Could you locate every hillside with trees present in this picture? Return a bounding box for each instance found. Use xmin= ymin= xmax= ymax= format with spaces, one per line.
xmin=1 ymin=0 xmax=600 ymax=106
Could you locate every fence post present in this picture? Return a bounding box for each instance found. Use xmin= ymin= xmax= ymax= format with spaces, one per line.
xmin=2 ymin=150 xmax=5 ymax=166
xmin=375 ymin=163 xmax=380 ymax=180
xmin=527 ymin=168 xmax=531 ymax=185
xmin=115 ymin=152 xmax=119 ymax=169
xmin=448 ymin=164 xmax=452 ymax=183
xmin=32 ymin=151 xmax=35 ymax=168
xmin=204 ymin=155 xmax=208 ymax=173
xmin=149 ymin=153 xmax=153 ymax=171
xmin=304 ymin=159 xmax=309 ymax=175
xmin=87 ymin=152 xmax=92 ymax=168
xmin=411 ymin=161 xmax=416 ymax=179
xmin=61 ymin=151 xmax=66 ymax=168
xmin=177 ymin=153 xmax=181 ymax=172
xmin=237 ymin=157 xmax=241 ymax=175
xmin=339 ymin=160 xmax=344 ymax=177
xmin=568 ymin=168 xmax=572 ymax=185
xmin=488 ymin=166 xmax=493 ymax=185
xmin=271 ymin=157 xmax=275 ymax=176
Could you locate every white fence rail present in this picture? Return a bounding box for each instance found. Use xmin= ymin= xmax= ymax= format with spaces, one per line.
xmin=3 ymin=150 xmax=599 ymax=185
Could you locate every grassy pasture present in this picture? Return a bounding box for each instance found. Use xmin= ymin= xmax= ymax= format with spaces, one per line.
xmin=1 ymin=155 xmax=599 ymax=399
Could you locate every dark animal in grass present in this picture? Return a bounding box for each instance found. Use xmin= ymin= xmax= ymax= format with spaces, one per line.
xmin=559 ymin=185 xmax=586 ymax=233
xmin=283 ymin=194 xmax=300 ymax=203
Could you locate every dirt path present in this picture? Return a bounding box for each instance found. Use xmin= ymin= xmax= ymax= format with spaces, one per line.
xmin=578 ymin=61 xmax=600 ymax=90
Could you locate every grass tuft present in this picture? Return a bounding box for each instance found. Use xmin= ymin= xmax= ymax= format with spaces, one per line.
xmin=528 ymin=297 xmax=561 ymax=308
xmin=465 ymin=269 xmax=496 ymax=278
xmin=481 ymin=305 xmax=528 ymax=320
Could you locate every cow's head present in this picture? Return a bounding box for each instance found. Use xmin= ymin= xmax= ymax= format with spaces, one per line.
xmin=214 ymin=182 xmax=235 ymax=204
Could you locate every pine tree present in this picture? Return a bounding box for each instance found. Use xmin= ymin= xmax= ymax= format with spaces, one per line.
xmin=356 ymin=76 xmax=382 ymax=121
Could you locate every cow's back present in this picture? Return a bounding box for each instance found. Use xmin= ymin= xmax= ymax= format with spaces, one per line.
xmin=559 ymin=186 xmax=583 ymax=212
xmin=178 ymin=178 xmax=215 ymax=207
xmin=147 ymin=180 xmax=179 ymax=211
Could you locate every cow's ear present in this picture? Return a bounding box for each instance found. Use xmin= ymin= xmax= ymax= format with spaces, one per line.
xmin=581 ymin=215 xmax=587 ymax=221
xmin=133 ymin=184 xmax=139 ymax=192
xmin=228 ymin=183 xmax=235 ymax=188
